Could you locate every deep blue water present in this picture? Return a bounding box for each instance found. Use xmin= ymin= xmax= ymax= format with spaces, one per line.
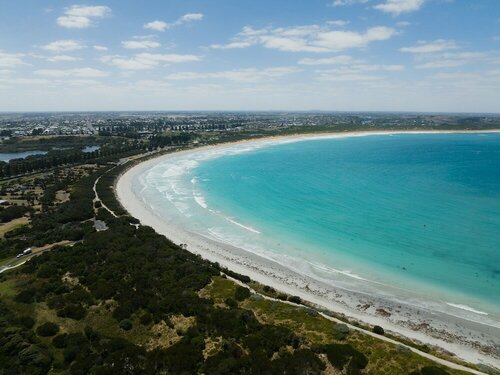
xmin=194 ymin=133 xmax=500 ymax=315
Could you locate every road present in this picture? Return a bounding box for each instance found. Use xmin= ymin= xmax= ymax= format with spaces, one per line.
xmin=0 ymin=240 xmax=76 ymax=274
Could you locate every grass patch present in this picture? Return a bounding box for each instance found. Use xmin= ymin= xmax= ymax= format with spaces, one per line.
xmin=0 ymin=278 xmax=17 ymax=298
xmin=200 ymin=276 xmax=239 ymax=304
xmin=0 ymin=217 xmax=29 ymax=238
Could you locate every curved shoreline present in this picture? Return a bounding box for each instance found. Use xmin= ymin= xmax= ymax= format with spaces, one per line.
xmin=116 ymin=130 xmax=500 ymax=369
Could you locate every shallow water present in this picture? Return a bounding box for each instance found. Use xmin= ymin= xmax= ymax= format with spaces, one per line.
xmin=0 ymin=150 xmax=47 ymax=162
xmin=135 ymin=133 xmax=500 ymax=325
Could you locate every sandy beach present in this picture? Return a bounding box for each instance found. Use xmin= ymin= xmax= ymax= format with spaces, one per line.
xmin=116 ymin=130 xmax=500 ymax=369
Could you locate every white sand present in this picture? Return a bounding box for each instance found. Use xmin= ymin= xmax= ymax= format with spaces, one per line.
xmin=116 ymin=130 xmax=500 ymax=369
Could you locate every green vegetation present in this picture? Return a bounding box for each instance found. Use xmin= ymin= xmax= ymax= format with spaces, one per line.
xmin=0 ymin=205 xmax=32 ymax=223
xmin=36 ymin=322 xmax=60 ymax=337
xmin=0 ymin=136 xmax=103 ymax=153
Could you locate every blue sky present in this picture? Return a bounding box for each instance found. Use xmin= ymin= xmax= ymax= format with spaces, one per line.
xmin=0 ymin=0 xmax=499 ymax=112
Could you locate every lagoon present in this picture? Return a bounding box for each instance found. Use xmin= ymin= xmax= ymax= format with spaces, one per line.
xmin=0 ymin=150 xmax=47 ymax=162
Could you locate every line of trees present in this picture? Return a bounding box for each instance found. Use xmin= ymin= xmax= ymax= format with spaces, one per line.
xmin=0 ymin=132 xmax=196 ymax=179
xmin=0 ymin=145 xmax=139 ymax=179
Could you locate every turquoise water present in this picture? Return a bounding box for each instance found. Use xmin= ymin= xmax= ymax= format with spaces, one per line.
xmin=137 ymin=133 xmax=500 ymax=323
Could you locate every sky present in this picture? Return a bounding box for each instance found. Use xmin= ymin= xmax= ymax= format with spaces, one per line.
xmin=0 ymin=0 xmax=499 ymax=112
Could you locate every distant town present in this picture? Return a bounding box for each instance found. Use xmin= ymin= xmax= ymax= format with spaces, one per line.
xmin=1 ymin=112 xmax=499 ymax=138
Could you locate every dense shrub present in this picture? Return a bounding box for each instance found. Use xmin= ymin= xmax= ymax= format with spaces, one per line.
xmin=119 ymin=319 xmax=133 ymax=331
xmin=277 ymin=293 xmax=288 ymax=301
xmin=234 ymin=286 xmax=250 ymax=301
xmin=18 ymin=316 xmax=35 ymax=329
xmin=36 ymin=322 xmax=59 ymax=337
xmin=0 ymin=205 xmax=32 ymax=223
xmin=139 ymin=312 xmax=153 ymax=326
xmin=52 ymin=334 xmax=68 ymax=349
xmin=287 ymin=295 xmax=302 ymax=304
xmin=225 ymin=298 xmax=238 ymax=308
xmin=15 ymin=289 xmax=37 ymax=304
xmin=323 ymin=343 xmax=368 ymax=374
xmin=57 ymin=303 xmax=87 ymax=320
xmin=333 ymin=323 xmax=350 ymax=340
xmin=373 ymin=325 xmax=385 ymax=335
xmin=220 ymin=268 xmax=251 ymax=283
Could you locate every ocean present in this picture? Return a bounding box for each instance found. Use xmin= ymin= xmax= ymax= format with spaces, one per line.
xmin=134 ymin=133 xmax=500 ymax=326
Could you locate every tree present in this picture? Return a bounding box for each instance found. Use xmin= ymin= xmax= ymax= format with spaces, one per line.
xmin=36 ymin=322 xmax=59 ymax=337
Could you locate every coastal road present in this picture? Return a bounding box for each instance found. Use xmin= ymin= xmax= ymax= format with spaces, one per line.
xmin=225 ymin=274 xmax=489 ymax=375
xmin=0 ymin=240 xmax=77 ymax=274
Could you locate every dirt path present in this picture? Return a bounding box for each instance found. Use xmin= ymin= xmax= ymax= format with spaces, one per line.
xmin=93 ymin=169 xmax=118 ymax=218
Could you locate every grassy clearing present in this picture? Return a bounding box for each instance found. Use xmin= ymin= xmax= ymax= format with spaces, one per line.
xmin=54 ymin=190 xmax=70 ymax=204
xmin=0 ymin=278 xmax=17 ymax=299
xmin=199 ymin=276 xmax=238 ymax=304
xmin=0 ymin=216 xmax=29 ymax=238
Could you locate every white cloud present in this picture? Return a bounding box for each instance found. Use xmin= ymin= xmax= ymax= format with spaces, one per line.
xmin=318 ymin=73 xmax=381 ymax=81
xmin=34 ymin=68 xmax=109 ymax=78
xmin=400 ymin=39 xmax=457 ymax=53
xmin=164 ymin=67 xmax=300 ymax=82
xmin=122 ymin=40 xmax=161 ymax=49
xmin=331 ymin=0 xmax=369 ymax=6
xmin=298 ymin=55 xmax=356 ymax=65
xmin=327 ymin=20 xmax=350 ymax=27
xmin=102 ymin=53 xmax=201 ymax=70
xmin=94 ymin=45 xmax=108 ymax=51
xmin=315 ymin=63 xmax=404 ymax=81
xmin=144 ymin=13 xmax=203 ymax=32
xmin=415 ymin=51 xmax=494 ymax=69
xmin=313 ymin=27 xmax=396 ymax=51
xmin=178 ymin=13 xmax=204 ymax=23
xmin=211 ymin=24 xmax=396 ymax=52
xmin=144 ymin=20 xmax=169 ymax=31
xmin=57 ymin=5 xmax=111 ymax=29
xmin=210 ymin=41 xmax=254 ymax=50
xmin=374 ymin=0 xmax=424 ymax=16
xmin=57 ymin=15 xmax=92 ymax=28
xmin=320 ymin=64 xmax=404 ymax=73
xmin=41 ymin=40 xmax=85 ymax=52
xmin=65 ymin=5 xmax=110 ymax=17
xmin=46 ymin=55 xmax=81 ymax=62
xmin=0 ymin=78 xmax=51 ymax=85
xmin=416 ymin=60 xmax=464 ymax=69
xmin=0 ymin=52 xmax=26 ymax=67
xmin=428 ymin=70 xmax=500 ymax=89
